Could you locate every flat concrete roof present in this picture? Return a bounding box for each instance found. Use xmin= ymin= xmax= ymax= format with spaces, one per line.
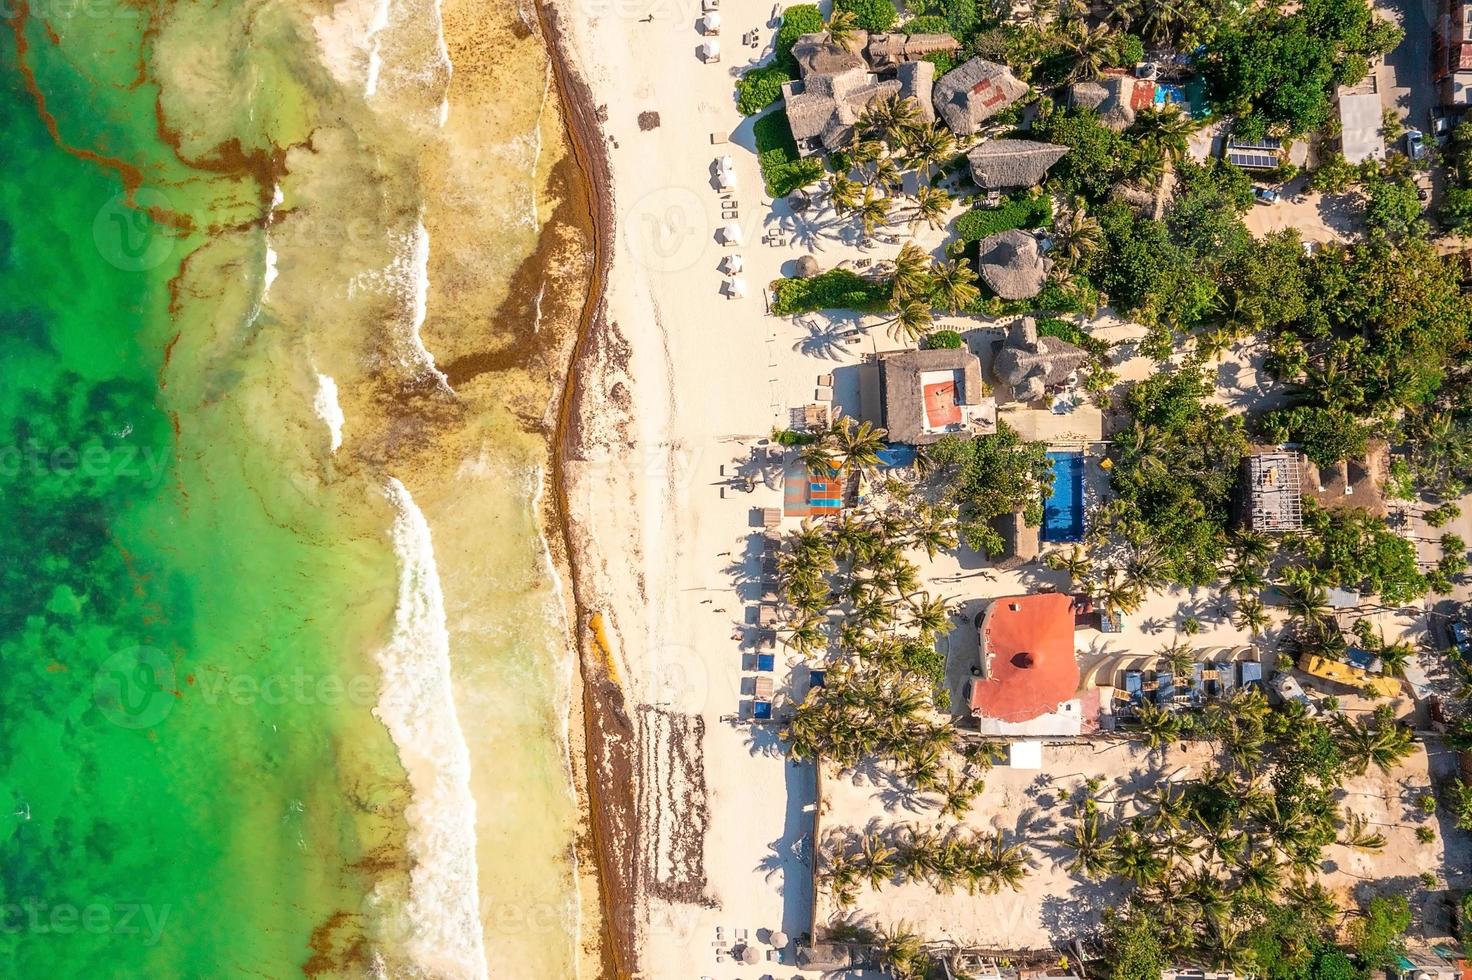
xmin=1339 ymin=90 xmax=1386 ymax=164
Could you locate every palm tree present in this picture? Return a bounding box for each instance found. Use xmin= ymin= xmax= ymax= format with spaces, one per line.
xmin=1044 ymin=545 xmax=1094 ymax=585
xmin=1335 ymin=707 xmax=1415 ymax=775
xmin=906 ymin=501 xmax=958 ymax=559
xmin=1235 ymin=850 xmax=1284 ymax=901
xmin=1157 ymin=637 xmax=1197 ymax=679
xmin=1132 ymin=106 xmax=1196 ymax=165
xmin=1063 ymin=20 xmax=1115 ymax=82
xmin=886 ymin=298 xmax=933 ymax=344
xmin=782 ymin=611 xmax=827 ymax=656
xmin=1051 ymin=199 xmax=1101 ymax=268
xmin=1060 ymin=812 xmax=1116 ymax=880
xmin=1145 ymin=782 xmax=1191 ymax=833
xmin=1113 ymin=829 xmax=1168 ymax=886
xmin=858 ymin=833 xmax=898 ymax=889
xmin=827 ymin=172 xmax=862 ymax=216
xmin=855 ymin=187 xmax=891 ymax=238
xmin=898 ymin=121 xmax=956 ymax=182
xmin=877 ymin=922 xmax=930 ymax=980
xmin=1233 ymin=596 xmax=1270 ymax=636
xmin=936 ymin=769 xmax=977 ymax=819
xmin=1135 ymin=701 xmax=1180 ymax=751
xmin=831 ymin=416 xmax=887 ymax=477
xmin=929 ymin=257 xmax=980 ymax=313
xmin=908 ymin=184 xmax=952 ymax=231
xmin=825 ymin=8 xmax=859 ymax=47
xmin=890 ymin=241 xmax=933 ymax=300
xmin=1284 ymin=874 xmax=1339 ymax=928
xmin=1340 ymin=810 xmax=1387 ymax=851
xmin=859 ymin=94 xmax=921 ymax=147
xmin=907 ymin=592 xmax=950 ymax=640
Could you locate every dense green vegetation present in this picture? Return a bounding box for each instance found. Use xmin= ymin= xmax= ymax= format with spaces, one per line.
xmin=736 ymin=66 xmax=790 ymax=116
xmin=775 ymin=3 xmax=825 ymax=73
xmin=834 ymin=0 xmax=898 ymax=32
xmin=1204 ymin=0 xmax=1401 ymax=139
xmin=770 ymin=268 xmax=892 ymax=315
xmin=924 ymin=422 xmax=1050 ymax=555
xmin=754 ymin=111 xmax=824 ymax=196
xmin=953 ymin=192 xmax=1053 ymax=241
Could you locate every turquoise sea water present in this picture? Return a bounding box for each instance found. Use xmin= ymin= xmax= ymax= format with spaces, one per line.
xmin=0 ymin=9 xmax=415 ymax=976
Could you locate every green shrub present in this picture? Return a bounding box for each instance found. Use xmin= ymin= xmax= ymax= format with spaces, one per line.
xmin=754 ymin=112 xmax=824 ymax=196
xmin=835 ymin=0 xmax=898 ymax=32
xmin=953 ymin=193 xmax=1052 ymax=241
xmin=776 ymin=4 xmax=824 ymax=72
xmin=1035 ymin=317 xmax=1110 ymax=359
xmin=772 ymin=428 xmax=819 ymax=446
xmin=1111 ymin=33 xmax=1145 ymax=68
xmin=736 ymin=66 xmax=790 ymax=115
xmin=922 ymin=50 xmax=956 ymax=75
xmin=770 ymin=269 xmax=893 ymax=315
xmin=904 ymin=14 xmax=951 ymax=33
xmin=923 ymin=329 xmax=964 ymax=349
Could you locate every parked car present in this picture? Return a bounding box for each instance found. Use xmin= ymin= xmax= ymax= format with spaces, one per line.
xmin=1252 ymin=186 xmax=1279 ymax=205
xmin=1431 ymin=113 xmax=1452 ymax=145
xmin=1406 ymin=128 xmax=1426 ymax=161
xmin=1450 ymin=620 xmax=1472 ymax=660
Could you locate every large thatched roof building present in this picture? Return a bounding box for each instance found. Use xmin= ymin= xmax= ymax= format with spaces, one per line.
xmin=896 ymin=60 xmax=936 ymax=123
xmin=991 ymin=316 xmax=1088 ymax=403
xmin=865 ymin=31 xmax=961 ymax=69
xmin=932 ymin=57 xmax=1029 ymax=135
xmin=1069 ymin=73 xmax=1155 ymax=131
xmin=782 ymin=33 xmax=900 ymax=157
xmin=966 ymin=139 xmax=1068 ymax=190
xmin=975 ymin=229 xmax=1050 ymax=301
xmin=860 ymin=346 xmax=995 ymax=445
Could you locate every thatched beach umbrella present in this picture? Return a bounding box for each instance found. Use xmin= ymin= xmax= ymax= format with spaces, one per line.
xmin=794 ymin=254 xmax=820 ymax=278
xmin=741 ymin=944 xmax=760 ymax=964
xmin=770 ymin=930 xmax=790 ymax=948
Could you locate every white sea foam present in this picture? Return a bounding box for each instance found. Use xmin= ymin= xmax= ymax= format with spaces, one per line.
xmin=365 ymin=0 xmax=391 ymax=96
xmin=346 ymin=219 xmax=452 ymax=392
xmin=313 ymin=374 xmax=345 ymax=453
xmin=378 ymin=478 xmax=488 ymax=980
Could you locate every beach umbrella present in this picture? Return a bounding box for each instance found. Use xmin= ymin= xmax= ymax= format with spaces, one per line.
xmin=699 ymin=40 xmax=720 ymax=61
xmin=728 ymin=277 xmax=748 ymax=298
xmin=770 ymin=930 xmax=790 ymax=947
xmin=720 ymin=222 xmax=742 ymax=245
xmin=741 ymin=945 xmax=760 ymax=964
xmin=721 ymin=253 xmax=743 ymax=274
xmin=702 ymin=12 xmax=721 ymax=33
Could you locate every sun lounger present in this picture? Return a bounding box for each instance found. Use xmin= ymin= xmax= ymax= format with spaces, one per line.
xmin=757 ymin=603 xmax=778 ymax=626
xmin=752 ymin=699 xmax=772 ymax=720
xmin=1123 ymin=670 xmax=1143 ymax=706
xmin=809 ymin=668 xmax=826 ymax=688
xmin=756 ymin=653 xmax=776 ymax=671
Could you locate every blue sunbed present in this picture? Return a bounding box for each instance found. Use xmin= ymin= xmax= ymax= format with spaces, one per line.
xmin=1123 ymin=670 xmax=1143 ymax=706
xmin=809 ymin=669 xmax=826 ymax=688
xmin=753 ymin=699 xmax=772 ymax=720
xmin=756 ymin=653 xmax=775 ymax=672
xmin=1156 ymin=671 xmax=1175 ymax=704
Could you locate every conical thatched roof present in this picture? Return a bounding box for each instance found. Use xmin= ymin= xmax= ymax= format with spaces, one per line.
xmin=966 ymin=139 xmax=1068 ymax=190
xmin=795 ymin=254 xmax=821 ymax=278
xmin=975 ymin=229 xmax=1049 ymax=300
xmin=991 ymin=315 xmax=1089 ymax=402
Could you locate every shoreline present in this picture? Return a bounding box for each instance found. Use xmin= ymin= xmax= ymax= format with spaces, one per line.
xmin=534 ymin=0 xmax=637 ymax=977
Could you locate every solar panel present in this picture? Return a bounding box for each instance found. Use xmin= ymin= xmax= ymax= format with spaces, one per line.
xmin=1229 ymin=137 xmax=1281 ymax=150
xmin=1227 ymin=150 xmax=1279 ymax=169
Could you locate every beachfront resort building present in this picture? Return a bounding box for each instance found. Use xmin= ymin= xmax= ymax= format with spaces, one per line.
xmin=1068 ymin=72 xmax=1155 ymax=130
xmin=783 ymin=33 xmax=901 ymax=157
xmin=932 ymin=57 xmax=1029 ymax=135
xmin=966 ymin=139 xmax=1069 ymax=192
xmin=991 ymin=316 xmax=1088 ymax=403
xmin=966 ymin=592 xmax=1092 ymax=736
xmin=860 ymin=347 xmax=996 ymax=445
xmin=782 ymin=31 xmax=959 ymax=156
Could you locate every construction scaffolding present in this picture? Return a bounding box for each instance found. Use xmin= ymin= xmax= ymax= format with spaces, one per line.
xmin=1246 ymin=452 xmax=1304 ymax=532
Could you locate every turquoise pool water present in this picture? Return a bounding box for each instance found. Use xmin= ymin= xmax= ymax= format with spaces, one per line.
xmin=1042 ymin=451 xmax=1085 ymax=542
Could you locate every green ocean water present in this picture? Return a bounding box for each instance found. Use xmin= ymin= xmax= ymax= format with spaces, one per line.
xmin=0 ymin=7 xmax=414 ymax=977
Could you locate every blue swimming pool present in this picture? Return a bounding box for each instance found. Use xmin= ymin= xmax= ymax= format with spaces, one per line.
xmin=877 ymin=445 xmax=917 ymax=469
xmin=1042 ymin=451 xmax=1085 ymax=543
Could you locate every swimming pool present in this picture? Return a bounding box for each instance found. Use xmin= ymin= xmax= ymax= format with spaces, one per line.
xmin=877 ymin=445 xmax=917 ymax=469
xmin=1042 ymin=450 xmax=1085 ymax=543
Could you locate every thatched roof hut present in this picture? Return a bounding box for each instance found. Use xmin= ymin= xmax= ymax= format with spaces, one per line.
xmin=1069 ymin=73 xmax=1155 ymax=130
xmin=932 ymin=57 xmax=1029 ymax=135
xmin=975 ymin=229 xmax=1049 ymax=300
xmin=992 ymin=316 xmax=1088 ymax=402
xmin=966 ymin=139 xmax=1069 ymax=190
xmin=896 ymin=60 xmax=936 ymax=123
xmin=794 ymin=254 xmax=821 ymax=278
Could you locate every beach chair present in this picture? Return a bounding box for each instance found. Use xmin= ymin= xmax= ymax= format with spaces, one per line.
xmin=1240 ymin=660 xmax=1263 ymax=689
xmin=752 ymin=699 xmax=773 ymax=720
xmin=809 ymin=668 xmax=826 ymax=688
xmin=756 ymin=653 xmax=776 ymax=672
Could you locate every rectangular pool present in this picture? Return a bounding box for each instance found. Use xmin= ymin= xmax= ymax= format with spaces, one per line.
xmin=1042 ymin=450 xmax=1085 ymax=543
